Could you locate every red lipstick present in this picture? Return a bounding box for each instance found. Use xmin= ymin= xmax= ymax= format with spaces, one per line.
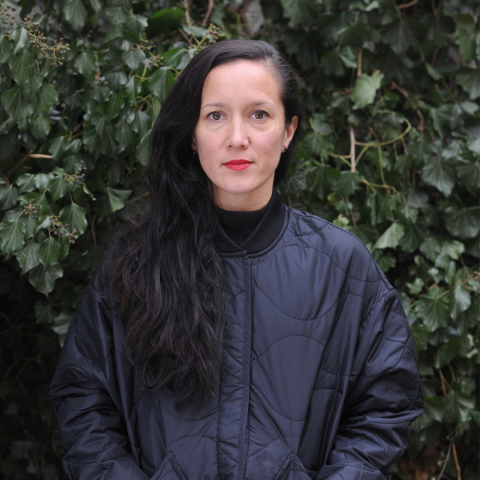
xmin=223 ymin=159 xmax=252 ymax=171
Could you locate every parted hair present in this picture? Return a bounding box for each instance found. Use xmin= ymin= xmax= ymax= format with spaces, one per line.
xmin=105 ymin=40 xmax=303 ymax=410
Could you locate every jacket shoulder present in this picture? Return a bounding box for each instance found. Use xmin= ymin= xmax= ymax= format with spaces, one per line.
xmin=286 ymin=207 xmax=392 ymax=290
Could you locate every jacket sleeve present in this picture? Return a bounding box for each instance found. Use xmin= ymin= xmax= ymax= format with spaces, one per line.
xmin=317 ymin=289 xmax=424 ymax=480
xmin=49 ymin=279 xmax=149 ymax=480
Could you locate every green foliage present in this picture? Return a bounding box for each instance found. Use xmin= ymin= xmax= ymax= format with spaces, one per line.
xmin=0 ymin=0 xmax=479 ymax=478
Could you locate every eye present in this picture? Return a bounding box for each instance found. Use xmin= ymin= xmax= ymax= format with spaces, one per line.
xmin=207 ymin=111 xmax=224 ymax=121
xmin=252 ymin=110 xmax=269 ymax=120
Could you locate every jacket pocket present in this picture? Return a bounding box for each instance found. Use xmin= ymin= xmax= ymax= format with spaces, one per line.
xmin=150 ymin=451 xmax=187 ymax=480
xmin=272 ymin=453 xmax=315 ymax=480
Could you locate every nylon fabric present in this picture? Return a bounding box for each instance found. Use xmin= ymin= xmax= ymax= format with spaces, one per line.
xmin=50 ymin=193 xmax=424 ymax=480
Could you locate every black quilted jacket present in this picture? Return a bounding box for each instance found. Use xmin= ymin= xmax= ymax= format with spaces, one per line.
xmin=50 ymin=189 xmax=424 ymax=480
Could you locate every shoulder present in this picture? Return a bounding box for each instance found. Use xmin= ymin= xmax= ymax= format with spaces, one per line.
xmin=285 ymin=206 xmax=392 ymax=290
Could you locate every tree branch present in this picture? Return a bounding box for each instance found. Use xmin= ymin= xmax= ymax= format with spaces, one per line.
xmin=202 ymin=0 xmax=215 ymax=27
xmin=350 ymin=125 xmax=356 ymax=172
xmin=6 ymin=149 xmax=34 ymax=176
xmin=398 ymin=0 xmax=420 ymax=9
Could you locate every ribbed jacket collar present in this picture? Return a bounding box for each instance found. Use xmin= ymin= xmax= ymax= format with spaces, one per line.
xmin=216 ymin=188 xmax=286 ymax=255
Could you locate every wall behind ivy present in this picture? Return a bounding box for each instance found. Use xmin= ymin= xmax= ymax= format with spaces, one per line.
xmin=0 ymin=1 xmax=479 ymax=479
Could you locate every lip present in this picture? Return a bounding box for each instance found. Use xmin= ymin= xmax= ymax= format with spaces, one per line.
xmin=223 ymin=159 xmax=253 ymax=171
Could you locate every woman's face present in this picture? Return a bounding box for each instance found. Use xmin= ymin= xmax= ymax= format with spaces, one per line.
xmin=192 ymin=60 xmax=298 ymax=211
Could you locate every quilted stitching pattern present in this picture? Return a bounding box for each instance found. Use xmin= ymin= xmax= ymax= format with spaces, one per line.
xmin=50 ymin=208 xmax=424 ymax=480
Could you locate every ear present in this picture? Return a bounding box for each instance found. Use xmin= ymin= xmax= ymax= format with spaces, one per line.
xmin=191 ymin=135 xmax=197 ymax=151
xmin=284 ymin=116 xmax=298 ymax=146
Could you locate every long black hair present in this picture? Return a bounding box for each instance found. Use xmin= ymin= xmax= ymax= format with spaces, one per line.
xmin=106 ymin=39 xmax=303 ymax=410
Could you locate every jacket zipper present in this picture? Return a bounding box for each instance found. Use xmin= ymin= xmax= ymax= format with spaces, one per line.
xmin=236 ymin=257 xmax=252 ymax=480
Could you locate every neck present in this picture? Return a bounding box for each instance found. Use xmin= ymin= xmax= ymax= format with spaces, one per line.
xmin=213 ymin=182 xmax=274 ymax=211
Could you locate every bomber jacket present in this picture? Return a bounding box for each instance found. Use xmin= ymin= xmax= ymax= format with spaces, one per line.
xmin=50 ymin=188 xmax=424 ymax=480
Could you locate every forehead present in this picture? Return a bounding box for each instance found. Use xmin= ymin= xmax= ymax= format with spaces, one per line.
xmin=201 ymin=59 xmax=282 ymax=104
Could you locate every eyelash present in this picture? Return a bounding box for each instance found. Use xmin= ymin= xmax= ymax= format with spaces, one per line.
xmin=207 ymin=110 xmax=270 ymax=121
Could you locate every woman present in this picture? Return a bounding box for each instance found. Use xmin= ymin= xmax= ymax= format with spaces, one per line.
xmin=50 ymin=40 xmax=424 ymax=480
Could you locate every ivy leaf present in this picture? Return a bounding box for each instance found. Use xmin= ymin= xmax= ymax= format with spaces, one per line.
xmin=427 ymin=16 xmax=455 ymax=46
xmin=126 ymin=76 xmax=141 ymax=107
xmin=410 ymin=325 xmax=430 ymax=353
xmin=322 ymin=46 xmax=357 ymax=76
xmin=421 ymin=161 xmax=456 ymax=197
xmin=106 ymin=187 xmax=132 ymax=212
xmin=29 ymin=263 xmax=63 ymax=296
xmin=0 ymin=35 xmax=12 ymax=63
xmin=306 ymin=132 xmax=331 ymax=158
xmin=59 ymin=203 xmax=88 ymax=235
xmin=34 ymin=173 xmax=54 ymax=191
xmin=148 ymin=67 xmax=175 ymax=102
xmin=279 ymin=171 xmax=307 ymax=196
xmin=443 ymin=206 xmax=480 ymax=239
xmin=51 ymin=311 xmax=73 ymax=346
xmin=17 ymin=241 xmax=40 ymax=274
xmin=280 ymin=0 xmax=317 ymax=26
xmin=74 ymin=52 xmax=96 ymax=76
xmin=122 ymin=49 xmax=146 ymax=70
xmin=34 ymin=300 xmax=55 ymax=324
xmin=146 ymin=7 xmax=185 ymax=36
xmin=38 ymin=237 xmax=61 ymax=268
xmin=106 ymin=92 xmax=125 ymax=120
xmin=372 ymin=223 xmax=405 ymax=251
xmin=63 ymin=0 xmax=88 ymax=30
xmin=338 ymin=23 xmax=370 ymax=47
xmin=442 ymin=391 xmax=475 ymax=424
xmin=47 ymin=174 xmax=70 ymax=203
xmin=335 ymin=171 xmax=362 ymax=198
xmin=31 ymin=116 xmax=51 ymax=140
xmin=10 ymin=49 xmax=35 ymax=86
xmin=455 ymin=28 xmax=477 ymax=61
xmin=434 ymin=340 xmax=461 ymax=368
xmin=312 ymin=165 xmax=337 ymax=199
xmin=457 ymin=67 xmax=480 ymax=100
xmin=384 ymin=19 xmax=421 ymax=55
xmin=415 ymin=288 xmax=450 ymax=331
xmin=105 ymin=5 xmax=130 ymax=26
xmin=0 ymin=185 xmax=19 ymax=210
xmin=456 ymin=160 xmax=480 ymax=194
xmin=105 ymin=24 xmax=124 ymax=43
xmin=351 ymin=73 xmax=384 ymax=109
xmin=1 ymin=85 xmax=34 ymax=122
xmin=283 ymin=30 xmax=322 ymax=70
xmin=0 ymin=220 xmax=26 ymax=253
xmin=441 ymin=240 xmax=465 ymax=260
xmin=105 ymin=71 xmax=128 ymax=91
xmin=15 ymin=174 xmax=36 ymax=194
xmin=48 ymin=137 xmax=69 ymax=159
xmin=450 ymin=285 xmax=471 ymax=321
xmin=34 ymin=82 xmax=59 ymax=116
xmin=136 ymin=131 xmax=150 ymax=166
xmin=11 ymin=25 xmax=28 ymax=54
xmin=401 ymin=218 xmax=427 ymax=252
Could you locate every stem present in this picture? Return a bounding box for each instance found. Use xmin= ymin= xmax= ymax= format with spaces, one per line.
xmin=357 ymin=49 xmax=362 ymax=78
xmin=6 ymin=149 xmax=34 ymax=176
xmin=202 ymin=0 xmax=215 ymax=27
xmin=436 ymin=443 xmax=451 ymax=480
xmin=350 ymin=125 xmax=356 ymax=172
xmin=399 ymin=0 xmax=421 ymax=10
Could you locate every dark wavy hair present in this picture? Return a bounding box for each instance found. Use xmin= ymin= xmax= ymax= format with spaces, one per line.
xmin=106 ymin=39 xmax=303 ymax=410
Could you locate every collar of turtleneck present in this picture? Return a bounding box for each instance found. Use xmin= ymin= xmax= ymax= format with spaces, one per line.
xmin=215 ymin=188 xmax=286 ymax=255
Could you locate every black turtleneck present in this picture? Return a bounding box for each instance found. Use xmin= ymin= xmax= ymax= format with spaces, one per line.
xmin=216 ymin=199 xmax=270 ymax=246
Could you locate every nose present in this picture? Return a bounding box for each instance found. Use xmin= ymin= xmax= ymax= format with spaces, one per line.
xmin=227 ymin=116 xmax=249 ymax=150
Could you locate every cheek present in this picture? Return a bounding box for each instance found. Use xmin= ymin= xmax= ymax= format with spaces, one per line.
xmin=257 ymin=129 xmax=285 ymax=155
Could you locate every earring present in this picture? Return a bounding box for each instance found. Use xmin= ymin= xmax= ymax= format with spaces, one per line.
xmin=192 ymin=150 xmax=197 ymax=155
xmin=283 ymin=145 xmax=288 ymax=153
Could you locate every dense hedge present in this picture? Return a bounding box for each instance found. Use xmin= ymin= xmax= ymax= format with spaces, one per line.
xmin=0 ymin=0 xmax=479 ymax=479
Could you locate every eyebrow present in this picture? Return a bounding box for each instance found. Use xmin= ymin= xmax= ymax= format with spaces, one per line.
xmin=201 ymin=101 xmax=275 ymax=109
